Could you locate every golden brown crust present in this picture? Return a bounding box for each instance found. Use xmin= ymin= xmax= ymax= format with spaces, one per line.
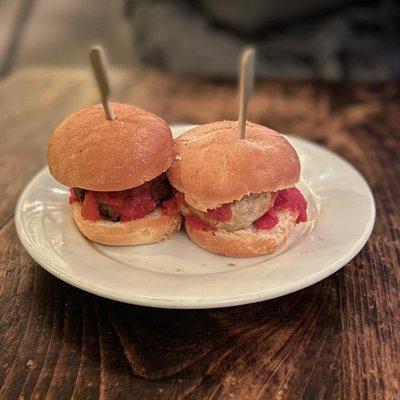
xmin=48 ymin=103 xmax=175 ymax=191
xmin=72 ymin=204 xmax=181 ymax=245
xmin=167 ymin=121 xmax=300 ymax=211
xmin=184 ymin=209 xmax=297 ymax=257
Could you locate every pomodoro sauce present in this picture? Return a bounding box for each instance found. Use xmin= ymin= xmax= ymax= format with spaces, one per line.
xmin=70 ymin=183 xmax=307 ymax=230
xmin=70 ymin=176 xmax=178 ymax=222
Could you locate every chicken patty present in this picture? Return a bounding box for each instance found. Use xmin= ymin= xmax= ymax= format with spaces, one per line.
xmin=180 ymin=192 xmax=277 ymax=231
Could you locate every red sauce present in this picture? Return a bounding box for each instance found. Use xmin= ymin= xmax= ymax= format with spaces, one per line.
xmin=253 ymin=210 xmax=279 ymax=230
xmin=69 ymin=189 xmax=77 ymax=204
xmin=96 ymin=187 xmax=157 ymax=222
xmin=81 ymin=191 xmax=101 ymax=220
xmin=119 ymin=192 xmax=156 ymax=222
xmin=253 ymin=188 xmax=307 ymax=230
xmin=185 ymin=214 xmax=213 ymax=231
xmin=205 ymin=203 xmax=232 ymax=221
xmin=162 ymin=196 xmax=179 ymax=216
xmin=71 ymin=179 xmax=168 ymax=222
xmin=274 ymin=188 xmax=308 ymax=223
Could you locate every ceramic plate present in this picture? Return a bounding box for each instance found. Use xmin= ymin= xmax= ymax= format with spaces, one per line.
xmin=15 ymin=125 xmax=375 ymax=309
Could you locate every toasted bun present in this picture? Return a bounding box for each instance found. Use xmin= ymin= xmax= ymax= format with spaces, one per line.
xmin=48 ymin=103 xmax=175 ymax=191
xmin=72 ymin=204 xmax=181 ymax=245
xmin=167 ymin=121 xmax=300 ymax=211
xmin=184 ymin=209 xmax=297 ymax=257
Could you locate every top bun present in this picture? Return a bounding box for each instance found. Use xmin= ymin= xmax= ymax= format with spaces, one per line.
xmin=48 ymin=103 xmax=175 ymax=191
xmin=167 ymin=121 xmax=300 ymax=211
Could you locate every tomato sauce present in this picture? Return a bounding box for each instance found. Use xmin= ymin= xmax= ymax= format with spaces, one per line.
xmin=161 ymin=196 xmax=180 ymax=216
xmin=253 ymin=187 xmax=307 ymax=230
xmin=96 ymin=189 xmax=156 ymax=221
xmin=69 ymin=189 xmax=78 ymax=205
xmin=185 ymin=214 xmax=213 ymax=231
xmin=274 ymin=187 xmax=308 ymax=223
xmin=81 ymin=191 xmax=100 ymax=220
xmin=253 ymin=210 xmax=279 ymax=230
xmin=205 ymin=203 xmax=232 ymax=221
xmin=70 ymin=176 xmax=174 ymax=222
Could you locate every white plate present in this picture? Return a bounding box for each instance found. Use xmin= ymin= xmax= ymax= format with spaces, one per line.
xmin=15 ymin=125 xmax=375 ymax=309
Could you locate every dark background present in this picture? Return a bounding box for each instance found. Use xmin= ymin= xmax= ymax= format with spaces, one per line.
xmin=1 ymin=0 xmax=399 ymax=80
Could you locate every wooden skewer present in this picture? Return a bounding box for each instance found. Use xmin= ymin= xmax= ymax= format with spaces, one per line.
xmin=89 ymin=46 xmax=115 ymax=121
xmin=237 ymin=46 xmax=256 ymax=139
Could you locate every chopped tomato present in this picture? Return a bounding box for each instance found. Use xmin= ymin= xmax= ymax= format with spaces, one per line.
xmin=95 ymin=184 xmax=157 ymax=221
xmin=81 ymin=191 xmax=101 ymax=220
xmin=274 ymin=188 xmax=307 ymax=223
xmin=253 ymin=210 xmax=279 ymax=230
xmin=162 ymin=196 xmax=179 ymax=216
xmin=185 ymin=214 xmax=213 ymax=231
xmin=96 ymin=191 xmax=126 ymax=209
xmin=69 ymin=189 xmax=77 ymax=204
xmin=118 ymin=191 xmax=157 ymax=221
xmin=77 ymin=181 xmax=159 ymax=222
xmin=205 ymin=203 xmax=232 ymax=221
xmin=253 ymin=187 xmax=307 ymax=230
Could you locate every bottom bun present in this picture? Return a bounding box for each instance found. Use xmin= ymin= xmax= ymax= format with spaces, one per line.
xmin=72 ymin=204 xmax=181 ymax=245
xmin=184 ymin=209 xmax=297 ymax=257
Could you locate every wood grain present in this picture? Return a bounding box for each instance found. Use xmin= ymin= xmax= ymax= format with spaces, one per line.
xmin=0 ymin=67 xmax=399 ymax=399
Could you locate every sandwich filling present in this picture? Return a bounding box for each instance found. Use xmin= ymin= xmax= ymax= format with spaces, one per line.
xmin=69 ymin=174 xmax=179 ymax=222
xmin=175 ymin=188 xmax=307 ymax=232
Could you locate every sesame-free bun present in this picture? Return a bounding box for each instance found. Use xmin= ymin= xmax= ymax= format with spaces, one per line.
xmin=184 ymin=209 xmax=297 ymax=257
xmin=72 ymin=204 xmax=181 ymax=245
xmin=48 ymin=103 xmax=175 ymax=191
xmin=167 ymin=121 xmax=300 ymax=211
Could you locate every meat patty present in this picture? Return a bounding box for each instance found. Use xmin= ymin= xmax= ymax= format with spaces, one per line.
xmin=150 ymin=174 xmax=172 ymax=203
xmin=72 ymin=174 xmax=173 ymax=222
xmin=180 ymin=192 xmax=277 ymax=231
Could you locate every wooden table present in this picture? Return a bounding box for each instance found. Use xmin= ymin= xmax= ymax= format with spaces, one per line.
xmin=0 ymin=67 xmax=399 ymax=400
